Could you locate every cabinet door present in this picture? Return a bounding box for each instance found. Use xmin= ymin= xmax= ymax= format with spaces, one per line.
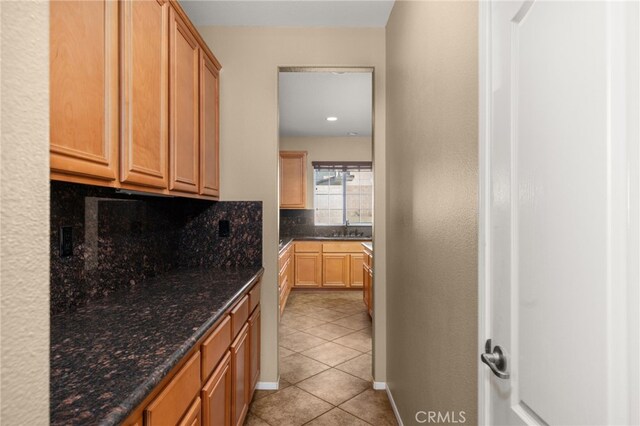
xmin=349 ymin=254 xmax=364 ymax=288
xmin=121 ymin=0 xmax=169 ymax=189
xmin=294 ymin=253 xmax=322 ymax=287
xmin=279 ymin=152 xmax=307 ymax=209
xmin=367 ymin=268 xmax=373 ymax=316
xmin=169 ymin=7 xmax=199 ymax=193
xmin=199 ymin=53 xmax=220 ymax=197
xmin=201 ymin=351 xmax=231 ymax=426
xmin=248 ymin=306 xmax=261 ymax=398
xmin=230 ymin=324 xmax=249 ymax=426
xmin=50 ymin=0 xmax=118 ymax=182
xmin=363 ymin=265 xmax=370 ymax=310
xmin=178 ymin=397 xmax=201 ymax=426
xmin=322 ymin=254 xmax=350 ymax=288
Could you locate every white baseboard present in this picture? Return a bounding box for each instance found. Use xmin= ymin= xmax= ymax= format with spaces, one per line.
xmin=385 ymin=385 xmax=404 ymax=426
xmin=373 ymin=381 xmax=386 ymax=390
xmin=255 ymin=381 xmax=279 ymax=390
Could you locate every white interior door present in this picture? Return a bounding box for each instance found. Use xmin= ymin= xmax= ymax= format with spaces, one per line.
xmin=479 ymin=1 xmax=639 ymax=425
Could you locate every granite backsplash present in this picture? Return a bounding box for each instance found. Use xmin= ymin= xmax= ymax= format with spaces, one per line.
xmin=280 ymin=209 xmax=372 ymax=239
xmin=51 ymin=181 xmax=262 ymax=314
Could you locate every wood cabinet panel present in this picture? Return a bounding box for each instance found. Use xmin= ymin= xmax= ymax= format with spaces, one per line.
xmin=169 ymin=7 xmax=199 ymax=193
xmin=350 ymin=254 xmax=364 ymax=288
xmin=279 ymin=151 xmax=307 ymax=209
xmin=121 ymin=0 xmax=169 ymax=189
xmin=145 ymin=351 xmax=201 ymax=426
xmin=248 ymin=306 xmax=261 ymax=399
xmin=201 ymin=316 xmax=231 ymax=382
xmin=230 ymin=324 xmax=249 ymax=426
xmin=294 ymin=253 xmax=322 ymax=287
xmin=199 ymin=52 xmax=220 ymax=197
xmin=201 ymin=351 xmax=231 ymax=426
xmin=178 ymin=397 xmax=201 ymax=426
xmin=50 ymin=0 xmax=119 ymax=182
xmin=322 ymin=254 xmax=350 ymax=288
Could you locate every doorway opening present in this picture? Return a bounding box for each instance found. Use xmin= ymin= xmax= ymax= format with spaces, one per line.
xmin=247 ymin=66 xmax=392 ymax=424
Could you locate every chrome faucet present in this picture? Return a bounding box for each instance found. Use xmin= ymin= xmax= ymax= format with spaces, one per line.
xmin=343 ymin=220 xmax=350 ymax=236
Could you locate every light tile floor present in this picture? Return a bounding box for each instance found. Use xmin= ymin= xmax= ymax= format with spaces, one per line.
xmin=246 ymin=291 xmax=397 ymax=426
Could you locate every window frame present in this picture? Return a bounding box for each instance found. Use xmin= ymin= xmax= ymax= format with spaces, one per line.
xmin=312 ymin=161 xmax=373 ymax=226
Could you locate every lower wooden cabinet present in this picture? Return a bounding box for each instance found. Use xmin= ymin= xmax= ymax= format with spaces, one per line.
xmin=362 ymin=245 xmax=373 ymax=317
xmin=322 ymin=254 xmax=350 ymax=287
xmin=230 ymin=323 xmax=250 ymax=426
xmin=249 ymin=306 xmax=261 ymax=399
xmin=293 ymin=241 xmax=368 ymax=289
xmin=294 ymin=253 xmax=322 ymax=287
xmin=350 ymin=254 xmax=364 ymax=288
xmin=123 ymin=277 xmax=261 ymax=426
xmin=278 ymin=244 xmax=294 ymax=314
xmin=201 ymin=351 xmax=231 ymax=426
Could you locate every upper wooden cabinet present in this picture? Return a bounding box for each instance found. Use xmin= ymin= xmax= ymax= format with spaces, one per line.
xmin=279 ymin=151 xmax=307 ymax=209
xmin=50 ymin=0 xmax=119 ymax=182
xmin=199 ymin=52 xmax=220 ymax=197
xmin=120 ymin=0 xmax=169 ymax=189
xmin=50 ymin=0 xmax=222 ymax=200
xmin=169 ymin=7 xmax=200 ymax=193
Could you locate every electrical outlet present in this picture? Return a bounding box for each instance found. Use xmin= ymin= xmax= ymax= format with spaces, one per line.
xmin=60 ymin=226 xmax=73 ymax=257
xmin=219 ymin=220 xmax=230 ymax=237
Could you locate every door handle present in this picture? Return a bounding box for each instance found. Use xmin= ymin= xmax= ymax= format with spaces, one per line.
xmin=481 ymin=339 xmax=510 ymax=379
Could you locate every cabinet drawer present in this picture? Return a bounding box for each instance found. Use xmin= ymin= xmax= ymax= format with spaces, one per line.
xmin=295 ymin=242 xmax=322 ymax=253
xmin=201 ymin=315 xmax=231 ymax=382
xmin=322 ymin=241 xmax=366 ymax=253
xmin=249 ymin=280 xmax=261 ymax=313
xmin=230 ymin=295 xmax=249 ymax=339
xmin=145 ymin=351 xmax=201 ymax=426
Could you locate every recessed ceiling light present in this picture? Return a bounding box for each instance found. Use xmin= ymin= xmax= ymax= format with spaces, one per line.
xmin=348 ymin=132 xmax=359 ymax=136
xmin=326 ymin=117 xmax=338 ymax=122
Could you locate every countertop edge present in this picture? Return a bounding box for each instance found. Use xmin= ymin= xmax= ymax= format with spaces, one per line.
xmin=98 ymin=267 xmax=265 ymax=426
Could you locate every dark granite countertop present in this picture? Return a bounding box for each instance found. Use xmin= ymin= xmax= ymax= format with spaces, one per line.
xmin=362 ymin=242 xmax=373 ymax=252
xmin=279 ymin=236 xmax=373 ymax=254
xmin=50 ymin=266 xmax=264 ymax=426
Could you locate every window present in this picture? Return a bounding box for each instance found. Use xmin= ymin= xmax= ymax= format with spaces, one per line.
xmin=313 ymin=162 xmax=373 ymax=226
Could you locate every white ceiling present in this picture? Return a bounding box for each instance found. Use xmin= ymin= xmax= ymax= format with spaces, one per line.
xmin=180 ymin=0 xmax=395 ymax=27
xmin=279 ymin=71 xmax=372 ymax=137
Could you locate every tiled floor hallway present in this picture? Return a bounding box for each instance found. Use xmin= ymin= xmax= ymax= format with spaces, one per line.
xmin=246 ymin=291 xmax=397 ymax=425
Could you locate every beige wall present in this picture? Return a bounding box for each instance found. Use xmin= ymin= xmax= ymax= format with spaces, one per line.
xmin=0 ymin=1 xmax=50 ymax=424
xmin=198 ymin=27 xmax=387 ymax=383
xmin=386 ymin=1 xmax=478 ymax=424
xmin=280 ymin=136 xmax=372 ymax=208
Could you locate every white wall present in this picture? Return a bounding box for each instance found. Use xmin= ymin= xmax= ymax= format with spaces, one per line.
xmin=0 ymin=1 xmax=50 ymax=423
xmin=280 ymin=136 xmax=372 ymax=208
xmin=197 ymin=26 xmax=387 ymax=383
xmin=386 ymin=0 xmax=478 ymax=423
